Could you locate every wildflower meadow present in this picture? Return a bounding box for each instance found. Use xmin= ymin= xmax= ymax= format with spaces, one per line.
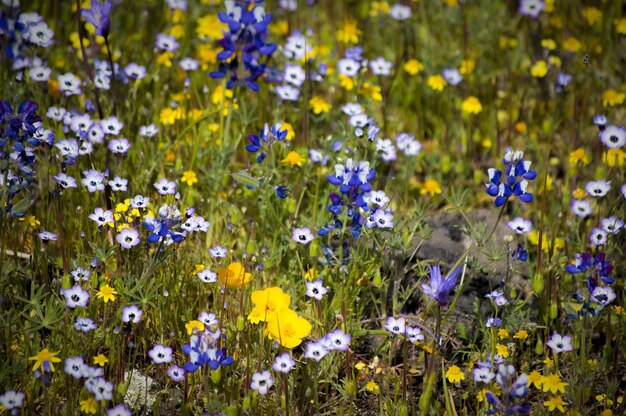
xmin=2 ymin=0 xmax=626 ymax=414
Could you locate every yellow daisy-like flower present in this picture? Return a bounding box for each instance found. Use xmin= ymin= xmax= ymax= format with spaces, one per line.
xmin=403 ymin=59 xmax=424 ymax=75
xmin=562 ymin=37 xmax=582 ymax=53
xmin=498 ymin=328 xmax=509 ymax=339
xmin=427 ymin=74 xmax=447 ymax=91
xmin=336 ymin=20 xmax=361 ymax=44
xmin=305 ymin=268 xmax=319 ymax=281
xmin=93 ymin=354 xmax=108 ymax=367
xmin=19 ymin=215 xmax=40 ymax=228
xmin=602 ymin=89 xmax=625 ymax=107
xmin=541 ymin=373 xmax=568 ymax=394
xmin=420 ymin=178 xmax=442 ymax=197
xmin=196 ymin=14 xmax=228 ymax=39
xmin=514 ymin=329 xmax=528 ymax=340
xmin=354 ymin=362 xmax=366 ymax=371
xmin=160 ymin=107 xmax=180 ymax=125
xmin=365 ymin=380 xmax=380 ymax=394
xmin=339 ymin=74 xmax=356 ymax=90
xmin=29 ymin=348 xmax=61 ymax=372
xmin=582 ymin=7 xmax=602 ymax=25
xmin=527 ymin=370 xmax=543 ymax=388
xmin=544 ymin=396 xmax=567 ymax=412
xmin=185 ymin=320 xmax=206 ymax=335
xmin=79 ymin=397 xmax=98 ymax=414
xmin=572 ymin=188 xmax=586 ymax=200
xmin=531 ymin=60 xmax=548 ymax=77
xmin=281 ymin=151 xmax=306 ymax=167
xmin=181 ymin=170 xmax=198 ymax=186
xmin=359 ymin=82 xmax=383 ymax=101
xmin=170 ymin=24 xmax=185 ymax=39
xmin=496 ymin=344 xmax=509 ymax=358
xmin=541 ymin=38 xmax=556 ymax=50
xmin=445 ymin=365 xmax=465 ymax=383
xmin=96 ymin=284 xmax=118 ymax=303
xmin=568 ymin=148 xmax=590 ymax=166
xmin=157 ymin=51 xmax=174 ymax=67
xmin=197 ymin=44 xmax=219 ymax=65
xmin=309 ymin=96 xmax=331 ymax=114
xmin=459 ymin=59 xmax=475 ymax=74
xmin=369 ymin=1 xmax=390 ymax=17
xmin=604 ymin=148 xmax=626 ymax=167
xmin=461 ymin=96 xmax=483 ymax=115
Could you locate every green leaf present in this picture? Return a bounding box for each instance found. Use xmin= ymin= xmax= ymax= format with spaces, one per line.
xmin=231 ymin=171 xmax=263 ymax=189
xmin=10 ymin=197 xmax=34 ymax=215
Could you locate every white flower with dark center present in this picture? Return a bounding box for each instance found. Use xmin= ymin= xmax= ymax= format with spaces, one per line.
xmin=0 ymin=390 xmax=25 ymax=411
xmin=122 ymin=305 xmax=143 ymax=324
xmin=364 ymin=190 xmax=390 ymax=207
xmin=125 ymin=63 xmax=147 ymax=80
xmin=384 ymin=316 xmax=406 ymax=335
xmin=406 ymin=326 xmax=425 ymax=343
xmin=24 ymin=21 xmax=54 ymax=47
xmin=57 ymin=73 xmax=82 ymax=96
xmin=275 ymin=84 xmax=300 ymax=101
xmin=546 ymin=333 xmax=573 ymax=353
xmin=507 ymin=217 xmax=532 ymax=234
xmin=600 ymin=125 xmax=626 ymax=149
xmin=100 ymin=116 xmax=124 ymax=136
xmin=372 ymin=209 xmax=394 ymax=228
xmin=272 ymin=353 xmax=296 ymax=374
xmin=473 ymin=367 xmax=495 ymax=383
xmin=389 ymin=3 xmax=412 ymax=20
xmin=46 ymin=106 xmax=67 ymax=121
xmin=82 ymin=169 xmax=105 ymax=193
xmin=71 ymin=267 xmax=91 ymax=282
xmin=130 ymin=195 xmax=149 ymax=208
xmin=324 ymin=329 xmax=351 ymax=351
xmin=148 ymin=344 xmax=173 ymax=364
xmin=208 ymin=245 xmax=227 ymax=258
xmin=349 ymin=113 xmax=369 ymax=128
xmin=62 ymin=285 xmax=90 ymax=308
xmin=179 ymin=57 xmax=199 ymax=71
xmin=284 ymin=63 xmax=306 ymax=87
xmin=571 ymin=199 xmax=592 ymax=218
xmin=139 ymin=124 xmax=159 ymax=137
xmin=89 ymin=207 xmax=114 ymax=227
xmin=589 ymin=228 xmax=607 ymax=246
xmin=64 ymin=356 xmax=86 ymax=379
xmin=116 ymin=228 xmax=140 ymax=249
xmin=109 ymin=176 xmax=128 ymax=192
xmin=590 ymin=286 xmax=616 ymax=306
xmin=370 ymin=57 xmax=392 ymax=76
xmin=197 ymin=269 xmax=217 ymax=283
xmin=305 ymin=279 xmax=328 ymax=301
xmin=108 ymin=138 xmax=131 ymax=154
xmin=55 ymin=139 xmax=79 ymax=158
xmin=337 ymin=58 xmax=359 ymax=77
xmin=292 ymin=227 xmax=314 ymax=245
xmin=341 ymin=102 xmax=363 ymax=115
xmin=250 ymin=370 xmax=273 ymax=395
xmin=601 ymin=216 xmax=624 ymax=234
xmin=585 ymin=180 xmax=611 ymax=197
xmin=304 ymin=340 xmax=328 ymax=362
xmin=153 ymin=178 xmax=177 ymax=195
xmin=29 ymin=66 xmax=51 ymax=82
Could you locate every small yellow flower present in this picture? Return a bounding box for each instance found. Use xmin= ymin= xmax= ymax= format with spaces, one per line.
xmin=616 ymin=18 xmax=626 ymax=35
xmin=498 ymin=328 xmax=509 ymax=339
xmin=572 ymin=188 xmax=586 ymax=200
xmin=217 ymin=262 xmax=253 ymax=288
xmin=543 ymin=356 xmax=554 ymax=368
xmin=528 ymin=370 xmax=543 ymax=388
xmin=541 ymin=38 xmax=556 ymax=50
xmin=96 ymin=284 xmax=118 ymax=303
xmin=369 ymin=1 xmax=390 ymax=17
xmin=515 ymin=122 xmax=527 ymax=134
xmin=514 ymin=329 xmax=528 ymax=340
xmin=160 ymin=107 xmax=180 ymax=125
xmin=544 ymin=396 xmax=567 ymax=412
xmin=336 ymin=20 xmax=361 ymax=44
xmin=614 ymin=305 xmax=626 ymax=316
xmin=445 ymin=365 xmax=465 ymax=383
xmin=459 ymin=59 xmax=475 ymax=74
xmin=181 ymin=170 xmax=198 ymax=186
xmin=420 ymin=179 xmax=442 ymax=197
xmin=403 ymin=59 xmax=424 ymax=75
xmin=359 ymin=83 xmax=383 ymax=101
xmin=309 ymin=96 xmax=331 ymax=114
xmin=185 ymin=320 xmax=206 ymax=335
xmin=170 ymin=24 xmax=185 ymax=39
xmin=427 ymin=74 xmax=447 ymax=91
xmin=305 ymin=268 xmax=319 ymax=281
xmin=29 ymin=348 xmax=61 ymax=372
xmin=531 ymin=60 xmax=548 ymax=78
xmin=582 ymin=7 xmax=602 ymax=25
xmin=197 ymin=44 xmax=219 ymax=65
xmin=93 ymin=354 xmax=108 ymax=367
xmin=339 ymin=74 xmax=356 ymax=90
xmin=157 ymin=51 xmax=174 ymax=67
xmin=194 ymin=264 xmax=205 ymax=274
xmin=79 ymin=397 xmax=98 ymax=414
xmin=563 ymin=37 xmax=582 ymax=53
xmin=281 ymin=151 xmax=306 ymax=167
xmin=547 ymin=55 xmax=561 ymax=67
xmin=19 ymin=215 xmax=40 ymax=228
xmin=496 ymin=344 xmax=509 ymax=358
xmin=542 ymin=373 xmax=568 ymax=394
xmin=569 ymin=148 xmax=590 ymax=166
xmin=602 ymin=89 xmax=625 ymax=107
xmin=476 ymin=388 xmax=488 ymax=403
xmin=365 ymin=380 xmax=380 ymax=394
xmin=269 ymin=20 xmax=289 ymax=36
xmin=196 ymin=14 xmax=228 ymax=39
xmin=461 ymin=96 xmax=482 ymax=115
xmin=354 ymin=362 xmax=366 ymax=371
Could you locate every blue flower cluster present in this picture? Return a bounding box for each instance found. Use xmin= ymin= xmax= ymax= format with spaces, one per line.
xmin=485 ymin=149 xmax=536 ymax=207
xmin=485 ymin=364 xmax=530 ymax=415
xmin=0 ymin=100 xmax=54 ymax=217
xmin=319 ymin=158 xmax=376 ymax=239
xmin=566 ymin=251 xmax=617 ymax=314
xmin=182 ymin=328 xmax=234 ymax=373
xmin=210 ymin=0 xmax=277 ymax=91
xmin=245 ymin=122 xmax=288 ymax=163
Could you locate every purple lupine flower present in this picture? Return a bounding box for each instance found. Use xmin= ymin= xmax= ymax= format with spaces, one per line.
xmin=421 ymin=265 xmax=461 ymax=307
xmin=81 ymin=0 xmax=114 ymax=38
